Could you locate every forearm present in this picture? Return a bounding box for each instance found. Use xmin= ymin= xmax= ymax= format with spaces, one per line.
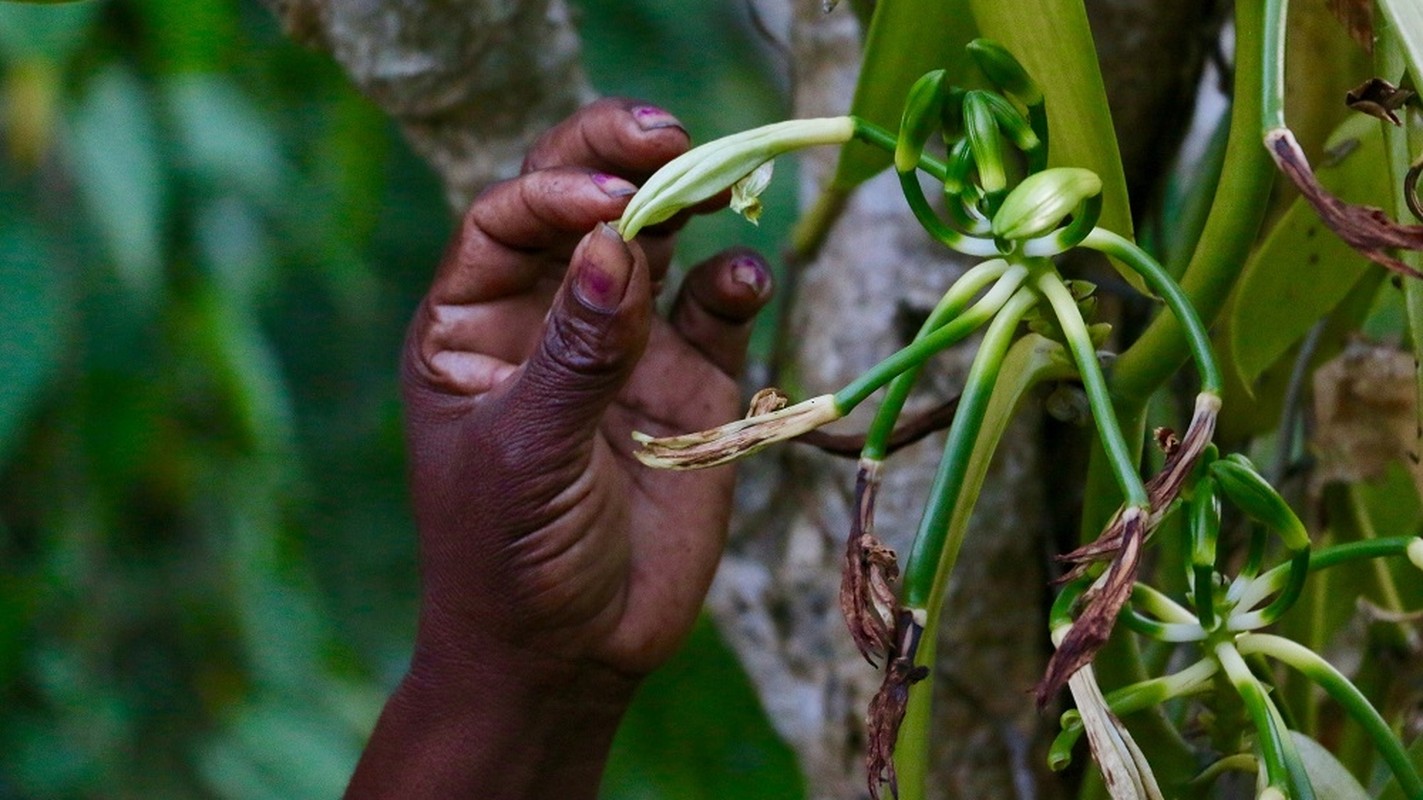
xmin=346 ymin=633 xmax=637 ymax=799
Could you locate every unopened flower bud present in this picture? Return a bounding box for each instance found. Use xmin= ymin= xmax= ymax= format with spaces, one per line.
xmin=895 ymin=70 xmax=948 ymax=174
xmin=967 ymin=39 xmax=1043 ymax=107
xmin=1211 ymin=455 xmax=1309 ymax=551
xmin=992 ymin=167 xmax=1102 ymax=240
xmin=618 ymin=116 xmax=855 ymax=239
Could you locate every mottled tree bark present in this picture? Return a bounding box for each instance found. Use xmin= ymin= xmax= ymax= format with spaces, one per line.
xmin=259 ymin=0 xmax=593 ymax=210
xmin=269 ymin=2 xmax=1216 ymax=797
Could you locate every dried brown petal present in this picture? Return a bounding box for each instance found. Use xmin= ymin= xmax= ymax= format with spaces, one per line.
xmin=1144 ymin=393 xmax=1219 ymax=511
xmin=840 ymin=459 xmax=901 ymax=665
xmin=1268 ymin=127 xmax=1423 ymax=277
xmin=633 ymin=392 xmax=841 ymax=469
xmin=1055 ymin=396 xmax=1217 ymax=594
xmin=866 ymin=610 xmax=929 ymax=800
xmin=1346 ymin=78 xmax=1413 ymax=126
xmin=1038 ymin=508 xmax=1146 ymax=706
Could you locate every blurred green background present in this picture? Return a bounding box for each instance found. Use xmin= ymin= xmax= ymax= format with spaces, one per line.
xmin=0 ymin=0 xmax=804 ymax=797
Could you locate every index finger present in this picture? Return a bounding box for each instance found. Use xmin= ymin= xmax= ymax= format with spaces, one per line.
xmin=521 ymin=98 xmax=691 ymax=179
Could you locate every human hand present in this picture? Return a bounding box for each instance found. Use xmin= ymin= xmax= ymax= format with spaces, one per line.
xmin=348 ymin=99 xmax=774 ymax=798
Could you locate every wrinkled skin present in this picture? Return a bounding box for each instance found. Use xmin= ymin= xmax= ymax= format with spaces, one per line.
xmin=347 ymin=99 xmax=774 ymax=799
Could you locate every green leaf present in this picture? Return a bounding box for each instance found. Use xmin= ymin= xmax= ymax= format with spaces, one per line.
xmin=1376 ymin=0 xmax=1423 ymax=81
xmin=163 ymin=74 xmax=287 ymax=204
xmin=968 ymin=0 xmax=1137 ymax=290
xmin=0 ymin=0 xmax=98 ymax=63
xmin=1289 ymin=732 xmax=1371 ymax=800
xmin=63 ymin=66 xmax=167 ymax=300
xmin=829 ymin=0 xmax=977 ymax=190
xmin=0 ymin=226 xmax=66 ymax=468
xmin=1227 ymin=115 xmax=1388 ymax=387
xmin=601 ymin=616 xmax=805 ymax=800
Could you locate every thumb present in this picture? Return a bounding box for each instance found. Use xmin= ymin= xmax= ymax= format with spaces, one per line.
xmin=499 ymin=222 xmax=652 ymax=452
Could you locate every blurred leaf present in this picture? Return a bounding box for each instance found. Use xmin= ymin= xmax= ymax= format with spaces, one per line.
xmin=131 ymin=0 xmax=238 ymax=74
xmin=164 ymin=73 xmax=287 ymax=204
xmin=1289 ymin=732 xmax=1371 ymax=800
xmin=829 ymin=0 xmax=977 ymax=190
xmin=0 ymin=0 xmax=98 ymax=63
xmin=199 ymin=696 xmax=362 ymax=800
xmin=64 ymin=65 xmax=167 ymax=300
xmin=0 ymin=226 xmax=66 ymax=468
xmin=1227 ymin=115 xmax=1388 ymax=387
xmin=601 ymin=616 xmax=805 ymax=800
xmin=195 ymin=195 xmax=275 ymax=301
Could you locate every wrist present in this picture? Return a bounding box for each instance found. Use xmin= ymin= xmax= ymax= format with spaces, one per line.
xmin=346 ymin=618 xmax=638 ymax=799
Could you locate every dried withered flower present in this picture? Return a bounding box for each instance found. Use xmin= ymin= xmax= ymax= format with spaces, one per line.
xmin=1038 ymin=507 xmax=1146 ymax=706
xmin=632 ymin=391 xmax=841 ymax=470
xmin=840 ymin=459 xmax=900 ymax=665
xmin=1267 ymin=127 xmax=1423 ymax=277
xmin=1346 ymin=78 xmax=1413 ymax=126
xmin=867 ymin=610 xmax=929 ymax=800
xmin=1056 ymin=393 xmax=1219 ymax=585
xmin=1065 ymin=663 xmax=1165 ymax=800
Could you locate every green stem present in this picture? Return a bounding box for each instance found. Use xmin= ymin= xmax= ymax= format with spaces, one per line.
xmin=834 ymin=267 xmax=1026 ymax=409
xmin=901 ymin=284 xmax=1039 ymax=605
xmin=1080 ymin=228 xmax=1223 ymax=394
xmin=1037 ymin=269 xmax=1149 ymax=507
xmin=896 ymin=332 xmax=1075 ymax=800
xmin=851 ymin=117 xmax=947 ymax=181
xmin=1262 ymin=0 xmax=1288 ymax=131
xmin=862 ymin=259 xmax=1015 ymax=460
xmin=1229 ymin=536 xmax=1422 ymax=615
xmin=1216 ymin=640 xmax=1316 ymax=800
xmin=1239 ymin=633 xmax=1423 ymax=799
xmin=1189 ymin=477 xmax=1221 ymax=631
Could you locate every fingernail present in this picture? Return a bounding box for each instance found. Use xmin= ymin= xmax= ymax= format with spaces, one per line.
xmin=591 ymin=172 xmax=638 ymax=198
xmin=730 ymin=256 xmax=772 ymax=299
xmin=574 ymin=223 xmax=633 ymax=312
xmin=632 ymin=104 xmax=686 ymax=133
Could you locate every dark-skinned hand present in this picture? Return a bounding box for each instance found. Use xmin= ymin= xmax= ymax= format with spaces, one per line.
xmin=346 ymin=99 xmax=774 ymax=799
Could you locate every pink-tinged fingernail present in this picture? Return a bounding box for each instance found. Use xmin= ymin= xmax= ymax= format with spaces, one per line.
xmin=592 ymin=172 xmax=637 ymax=198
xmin=632 ymin=105 xmax=686 ymax=133
xmin=730 ymin=256 xmax=772 ymax=298
xmin=574 ymin=224 xmax=632 ymax=312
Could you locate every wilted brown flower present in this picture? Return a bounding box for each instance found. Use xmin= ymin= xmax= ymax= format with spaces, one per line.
xmin=1038 ymin=507 xmax=1146 ymax=706
xmin=840 ymin=459 xmax=901 ymax=665
xmin=632 ymin=391 xmax=841 ymax=469
xmin=1267 ymin=127 xmax=1423 ymax=277
xmin=866 ymin=610 xmax=929 ymax=800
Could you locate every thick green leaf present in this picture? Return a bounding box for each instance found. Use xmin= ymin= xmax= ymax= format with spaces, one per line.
xmin=0 ymin=226 xmax=66 ymax=468
xmin=601 ymin=616 xmax=805 ymax=800
xmin=1377 ymin=0 xmax=1423 ymax=81
xmin=63 ymin=66 xmax=167 ymax=300
xmin=0 ymin=0 xmax=97 ymax=63
xmin=1290 ymin=732 xmax=1371 ymax=800
xmin=1227 ymin=115 xmax=1387 ymax=386
xmin=968 ymin=0 xmax=1136 ymax=289
xmin=829 ymin=0 xmax=977 ymax=190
